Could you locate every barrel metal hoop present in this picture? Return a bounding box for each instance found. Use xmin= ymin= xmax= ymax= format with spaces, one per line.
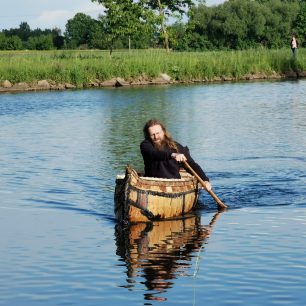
xmin=129 ymin=185 xmax=196 ymax=198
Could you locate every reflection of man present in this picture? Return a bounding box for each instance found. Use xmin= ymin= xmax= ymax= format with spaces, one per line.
xmin=140 ymin=118 xmax=211 ymax=191
xmin=115 ymin=211 xmax=222 ymax=303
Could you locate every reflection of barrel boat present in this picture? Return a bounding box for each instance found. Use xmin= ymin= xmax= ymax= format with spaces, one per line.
xmin=115 ymin=212 xmax=222 ymax=301
xmin=114 ymin=165 xmax=200 ymax=223
xmin=115 ymin=215 xmax=207 ymax=279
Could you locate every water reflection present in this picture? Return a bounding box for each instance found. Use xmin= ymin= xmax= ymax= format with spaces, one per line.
xmin=115 ymin=211 xmax=223 ymax=301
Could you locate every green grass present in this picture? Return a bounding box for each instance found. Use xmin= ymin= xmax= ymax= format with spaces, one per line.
xmin=0 ymin=48 xmax=305 ymax=87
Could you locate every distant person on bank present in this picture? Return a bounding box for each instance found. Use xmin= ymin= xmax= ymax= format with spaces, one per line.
xmin=291 ymin=33 xmax=298 ymax=56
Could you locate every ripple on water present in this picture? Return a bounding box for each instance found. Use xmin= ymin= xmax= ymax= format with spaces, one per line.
xmin=0 ymin=83 xmax=306 ymax=305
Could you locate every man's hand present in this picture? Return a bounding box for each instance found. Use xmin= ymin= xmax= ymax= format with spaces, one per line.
xmin=202 ymin=181 xmax=212 ymax=192
xmin=171 ymin=153 xmax=187 ymax=162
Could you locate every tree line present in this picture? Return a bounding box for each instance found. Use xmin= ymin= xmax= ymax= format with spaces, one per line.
xmin=1 ymin=0 xmax=305 ymax=52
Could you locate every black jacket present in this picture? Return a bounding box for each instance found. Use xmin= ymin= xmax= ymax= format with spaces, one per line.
xmin=140 ymin=139 xmax=209 ymax=181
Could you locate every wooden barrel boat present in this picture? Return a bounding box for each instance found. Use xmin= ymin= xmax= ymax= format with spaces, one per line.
xmin=114 ymin=165 xmax=200 ymax=223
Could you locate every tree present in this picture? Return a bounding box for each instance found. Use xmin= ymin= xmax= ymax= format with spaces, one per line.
xmin=0 ymin=33 xmax=6 ymax=50
xmin=294 ymin=0 xmax=306 ymax=46
xmin=0 ymin=35 xmax=23 ymax=50
xmin=92 ymin=0 xmax=193 ymax=52
xmin=144 ymin=0 xmax=194 ymax=51
xmin=17 ymin=22 xmax=31 ymax=41
xmin=30 ymin=27 xmax=64 ymax=49
xmin=187 ymin=0 xmax=300 ymax=50
xmin=51 ymin=28 xmax=65 ymax=49
xmin=65 ymin=13 xmax=98 ymax=48
xmin=27 ymin=34 xmax=54 ymax=50
xmin=87 ymin=18 xmax=108 ymax=49
xmin=259 ymin=0 xmax=299 ymax=48
xmin=168 ymin=22 xmax=188 ymax=50
xmin=3 ymin=21 xmax=31 ymax=48
xmin=8 ymin=36 xmax=23 ymax=49
xmin=92 ymin=0 xmax=148 ymax=54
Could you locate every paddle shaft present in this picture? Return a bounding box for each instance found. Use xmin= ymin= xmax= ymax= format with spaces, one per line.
xmin=183 ymin=161 xmax=227 ymax=209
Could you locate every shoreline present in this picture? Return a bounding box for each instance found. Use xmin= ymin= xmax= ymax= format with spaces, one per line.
xmin=1 ymin=71 xmax=306 ymax=94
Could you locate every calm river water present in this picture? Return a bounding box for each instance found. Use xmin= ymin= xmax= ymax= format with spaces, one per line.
xmin=0 ymin=80 xmax=306 ymax=305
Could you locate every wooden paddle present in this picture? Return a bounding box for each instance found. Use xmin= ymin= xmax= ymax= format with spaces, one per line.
xmin=183 ymin=161 xmax=228 ymax=209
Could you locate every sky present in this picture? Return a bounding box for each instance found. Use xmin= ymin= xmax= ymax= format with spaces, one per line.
xmin=1 ymin=0 xmax=225 ymax=33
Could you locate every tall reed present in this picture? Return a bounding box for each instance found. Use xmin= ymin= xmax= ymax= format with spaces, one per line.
xmin=0 ymin=48 xmax=305 ymax=86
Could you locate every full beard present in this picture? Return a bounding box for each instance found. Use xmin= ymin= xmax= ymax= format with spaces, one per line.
xmin=153 ymin=139 xmax=167 ymax=151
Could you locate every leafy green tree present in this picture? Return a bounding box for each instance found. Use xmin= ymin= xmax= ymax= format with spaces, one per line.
xmin=17 ymin=22 xmax=31 ymax=41
xmin=187 ymin=0 xmax=300 ymax=50
xmin=3 ymin=22 xmax=31 ymax=47
xmin=185 ymin=4 xmax=214 ymax=50
xmin=92 ymin=0 xmax=193 ymax=52
xmin=1 ymin=23 xmax=64 ymax=50
xmin=8 ymin=36 xmax=23 ymax=50
xmin=27 ymin=34 xmax=54 ymax=50
xmin=87 ymin=20 xmax=108 ymax=49
xmin=92 ymin=0 xmax=147 ymax=54
xmin=51 ymin=28 xmax=65 ymax=49
xmin=294 ymin=0 xmax=306 ymax=46
xmin=0 ymin=35 xmax=23 ymax=50
xmin=0 ymin=33 xmax=6 ymax=50
xmin=127 ymin=0 xmax=193 ymax=51
xmin=259 ymin=0 xmax=299 ymax=48
xmin=168 ymin=22 xmax=189 ymax=50
xmin=31 ymin=27 xmax=65 ymax=49
xmin=133 ymin=23 xmax=157 ymax=48
xmin=65 ymin=13 xmax=98 ymax=48
xmin=144 ymin=0 xmax=194 ymax=51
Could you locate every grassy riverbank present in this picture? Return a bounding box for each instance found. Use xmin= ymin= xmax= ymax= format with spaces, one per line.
xmin=1 ymin=48 xmax=305 ymax=87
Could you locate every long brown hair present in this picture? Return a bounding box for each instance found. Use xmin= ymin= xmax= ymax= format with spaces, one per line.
xmin=143 ymin=119 xmax=178 ymax=151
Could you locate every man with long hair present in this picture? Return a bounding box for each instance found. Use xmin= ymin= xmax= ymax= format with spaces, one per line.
xmin=141 ymin=119 xmax=211 ymax=191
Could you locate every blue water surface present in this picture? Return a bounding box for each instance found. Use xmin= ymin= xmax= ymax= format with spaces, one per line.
xmin=0 ymin=80 xmax=305 ymax=305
